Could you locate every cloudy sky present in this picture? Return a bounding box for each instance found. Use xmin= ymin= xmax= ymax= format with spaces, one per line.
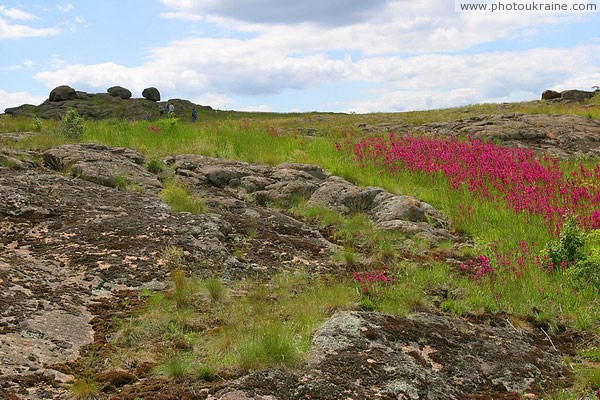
xmin=1 ymin=0 xmax=599 ymax=113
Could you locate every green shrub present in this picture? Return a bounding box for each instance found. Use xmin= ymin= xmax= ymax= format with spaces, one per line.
xmin=197 ymin=364 xmax=216 ymax=381
xmin=146 ymin=158 xmax=165 ymax=174
xmin=542 ymin=217 xmax=585 ymax=269
xmin=567 ymin=230 xmax=600 ymax=290
xmin=358 ymin=297 xmax=377 ymax=311
xmin=60 ymin=108 xmax=84 ymax=139
xmin=32 ymin=116 xmax=43 ymax=132
xmin=113 ymin=174 xmax=129 ymax=191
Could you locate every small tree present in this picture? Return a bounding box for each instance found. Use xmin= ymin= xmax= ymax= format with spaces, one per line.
xmin=61 ymin=108 xmax=84 ymax=139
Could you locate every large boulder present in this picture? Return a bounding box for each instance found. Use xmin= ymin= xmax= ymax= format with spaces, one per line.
xmin=560 ymin=89 xmax=595 ymax=101
xmin=107 ymin=86 xmax=132 ymax=99
xmin=48 ymin=85 xmax=77 ymax=102
xmin=211 ymin=311 xmax=567 ymax=399
xmin=142 ymin=87 xmax=161 ymax=102
xmin=541 ymin=89 xmax=561 ymax=100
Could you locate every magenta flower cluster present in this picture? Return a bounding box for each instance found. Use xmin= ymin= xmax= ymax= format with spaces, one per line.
xmin=338 ymin=133 xmax=600 ymax=232
xmin=460 ymin=255 xmax=493 ymax=278
xmin=353 ymin=270 xmax=394 ymax=298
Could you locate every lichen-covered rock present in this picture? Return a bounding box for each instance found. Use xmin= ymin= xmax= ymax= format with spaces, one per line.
xmin=560 ymin=89 xmax=595 ymax=101
xmin=212 ymin=311 xmax=567 ymax=400
xmin=43 ymin=144 xmax=161 ymax=191
xmin=361 ymin=113 xmax=600 ymax=157
xmin=166 ymin=155 xmax=457 ymax=244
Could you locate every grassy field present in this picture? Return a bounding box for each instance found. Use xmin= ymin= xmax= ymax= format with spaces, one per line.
xmin=1 ymin=99 xmax=599 ymax=398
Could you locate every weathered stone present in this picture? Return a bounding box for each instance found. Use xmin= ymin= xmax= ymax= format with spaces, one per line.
xmin=541 ymin=89 xmax=561 ymax=100
xmin=307 ymin=176 xmax=385 ymax=213
xmin=48 ymin=85 xmax=77 ymax=102
xmin=212 ymin=311 xmax=566 ymax=399
xmin=361 ymin=113 xmax=600 ymax=157
xmin=560 ymin=89 xmax=595 ymax=101
xmin=142 ymin=87 xmax=161 ymax=102
xmin=43 ymin=144 xmax=161 ymax=191
xmin=107 ymin=86 xmax=132 ymax=99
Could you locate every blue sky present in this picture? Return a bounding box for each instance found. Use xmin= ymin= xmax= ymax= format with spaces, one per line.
xmin=1 ymin=0 xmax=599 ymax=113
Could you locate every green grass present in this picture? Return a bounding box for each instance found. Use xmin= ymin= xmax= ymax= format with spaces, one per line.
xmin=3 ymin=104 xmax=600 ymax=398
xmin=70 ymin=378 xmax=100 ymax=400
xmin=204 ymin=276 xmax=227 ymax=303
xmin=154 ymin=352 xmax=195 ymax=381
xmin=159 ymin=180 xmax=206 ymax=214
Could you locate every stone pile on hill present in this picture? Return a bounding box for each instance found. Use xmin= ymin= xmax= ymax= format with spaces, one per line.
xmin=541 ymin=88 xmax=599 ymax=101
xmin=3 ymin=85 xmax=212 ymax=120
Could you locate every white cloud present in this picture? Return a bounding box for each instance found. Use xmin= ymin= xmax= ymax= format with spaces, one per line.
xmin=0 ymin=89 xmax=46 ymax=113
xmin=56 ymin=3 xmax=74 ymax=12
xmin=0 ymin=6 xmax=38 ymax=21
xmin=159 ymin=11 xmax=203 ymax=22
xmin=3 ymin=59 xmax=36 ymax=71
xmin=346 ymin=45 xmax=600 ymax=112
xmin=0 ymin=17 xmax=61 ymax=39
xmin=28 ymin=0 xmax=600 ymax=112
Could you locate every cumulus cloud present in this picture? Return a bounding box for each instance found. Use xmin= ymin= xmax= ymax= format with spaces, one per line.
xmin=346 ymin=45 xmax=600 ymax=112
xmin=29 ymin=0 xmax=600 ymax=112
xmin=0 ymin=89 xmax=45 ymax=112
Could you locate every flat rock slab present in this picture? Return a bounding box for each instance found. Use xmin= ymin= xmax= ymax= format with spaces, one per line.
xmin=43 ymin=143 xmax=162 ymax=192
xmin=213 ymin=311 xmax=567 ymax=400
xmin=0 ymin=165 xmax=231 ymax=396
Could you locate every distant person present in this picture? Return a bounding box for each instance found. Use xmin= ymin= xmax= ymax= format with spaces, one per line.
xmin=168 ymin=103 xmax=175 ymax=114
xmin=191 ymin=108 xmax=198 ymax=122
xmin=158 ymin=104 xmax=165 ymax=116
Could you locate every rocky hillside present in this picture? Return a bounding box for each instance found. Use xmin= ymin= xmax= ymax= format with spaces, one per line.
xmin=0 ymin=139 xmax=579 ymax=399
xmin=357 ymin=112 xmax=600 ymax=158
xmin=4 ymin=85 xmax=213 ymax=120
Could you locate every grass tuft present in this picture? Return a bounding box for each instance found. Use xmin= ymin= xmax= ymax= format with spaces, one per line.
xmin=159 ymin=180 xmax=206 ymax=214
xmin=70 ymin=378 xmax=100 ymax=400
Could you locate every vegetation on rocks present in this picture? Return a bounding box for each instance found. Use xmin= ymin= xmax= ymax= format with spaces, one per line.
xmin=1 ymin=97 xmax=600 ymax=399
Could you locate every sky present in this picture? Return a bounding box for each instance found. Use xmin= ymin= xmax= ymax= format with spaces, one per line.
xmin=1 ymin=0 xmax=600 ymax=113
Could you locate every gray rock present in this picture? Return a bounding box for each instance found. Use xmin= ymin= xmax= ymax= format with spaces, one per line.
xmin=214 ymin=311 xmax=566 ymax=399
xmin=142 ymin=87 xmax=161 ymax=102
xmin=48 ymin=85 xmax=77 ymax=102
xmin=307 ymin=176 xmax=385 ymax=213
xmin=560 ymin=89 xmax=595 ymax=101
xmin=107 ymin=86 xmax=132 ymax=99
xmin=43 ymin=144 xmax=161 ymax=191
